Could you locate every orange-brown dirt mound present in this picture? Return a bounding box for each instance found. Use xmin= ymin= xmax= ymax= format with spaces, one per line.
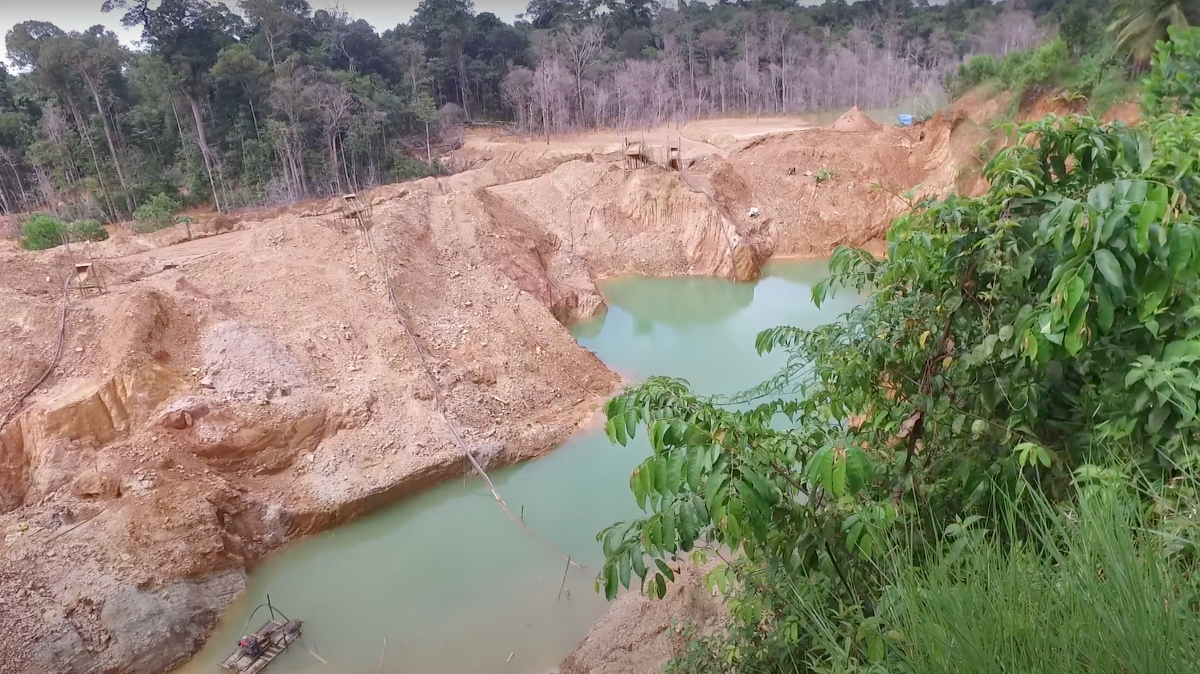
xmin=832 ymin=106 xmax=883 ymax=132
xmin=2 ymin=107 xmax=978 ymax=674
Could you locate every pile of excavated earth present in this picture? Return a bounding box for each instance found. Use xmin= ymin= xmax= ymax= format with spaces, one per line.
xmin=1 ymin=104 xmax=993 ymax=674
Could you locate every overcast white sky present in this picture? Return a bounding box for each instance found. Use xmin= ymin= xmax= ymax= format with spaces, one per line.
xmin=1 ymin=0 xmax=528 ymax=61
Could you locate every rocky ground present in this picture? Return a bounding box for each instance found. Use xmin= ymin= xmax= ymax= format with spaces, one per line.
xmin=0 ymin=108 xmax=976 ymax=674
xmin=559 ymin=561 xmax=724 ymax=674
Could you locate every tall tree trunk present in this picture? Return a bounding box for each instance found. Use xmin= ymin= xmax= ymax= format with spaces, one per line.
xmin=83 ymin=74 xmax=134 ymax=214
xmin=65 ymin=90 xmax=117 ymax=219
xmin=185 ymin=91 xmax=222 ymax=212
xmin=458 ymin=51 xmax=471 ymax=119
xmin=328 ymin=134 xmax=341 ymax=194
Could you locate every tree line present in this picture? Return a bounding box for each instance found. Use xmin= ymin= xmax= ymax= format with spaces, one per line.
xmin=0 ymin=0 xmax=1125 ymax=222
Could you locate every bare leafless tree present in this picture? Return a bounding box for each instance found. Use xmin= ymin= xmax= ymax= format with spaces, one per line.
xmin=554 ymin=24 xmax=605 ymax=128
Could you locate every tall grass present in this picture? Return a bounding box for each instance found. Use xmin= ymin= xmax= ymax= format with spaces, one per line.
xmin=882 ymin=491 xmax=1200 ymax=674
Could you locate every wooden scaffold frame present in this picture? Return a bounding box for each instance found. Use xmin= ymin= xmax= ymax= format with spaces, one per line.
xmin=63 ymin=237 xmax=107 ymax=297
xmin=336 ymin=193 xmax=374 ymax=232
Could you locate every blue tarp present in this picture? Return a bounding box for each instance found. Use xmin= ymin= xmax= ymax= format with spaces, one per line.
xmin=897 ymin=114 xmax=914 ymax=126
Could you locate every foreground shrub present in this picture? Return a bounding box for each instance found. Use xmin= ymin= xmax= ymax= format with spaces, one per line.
xmin=20 ymin=214 xmax=67 ymax=250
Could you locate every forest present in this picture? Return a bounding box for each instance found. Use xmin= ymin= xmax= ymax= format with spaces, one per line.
xmin=0 ymin=0 xmax=1111 ymax=225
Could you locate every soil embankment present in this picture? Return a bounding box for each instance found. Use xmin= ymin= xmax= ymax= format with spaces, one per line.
xmin=0 ymin=110 xmax=973 ymax=674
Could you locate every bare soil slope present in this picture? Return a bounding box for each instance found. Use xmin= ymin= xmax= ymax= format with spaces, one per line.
xmin=0 ymin=108 xmax=973 ymax=674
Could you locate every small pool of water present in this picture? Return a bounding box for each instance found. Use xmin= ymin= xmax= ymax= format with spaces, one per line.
xmin=175 ymin=259 xmax=860 ymax=674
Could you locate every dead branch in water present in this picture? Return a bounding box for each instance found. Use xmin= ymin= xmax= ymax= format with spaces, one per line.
xmin=557 ymin=555 xmax=572 ymax=601
xmin=357 ymin=220 xmax=583 ymax=571
xmin=375 ymin=637 xmax=387 ymax=674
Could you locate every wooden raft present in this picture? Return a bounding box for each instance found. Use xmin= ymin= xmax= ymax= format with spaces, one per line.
xmin=219 ymin=619 xmax=303 ymax=673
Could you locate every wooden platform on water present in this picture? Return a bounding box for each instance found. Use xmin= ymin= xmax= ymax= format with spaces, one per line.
xmin=220 ymin=619 xmax=302 ymax=674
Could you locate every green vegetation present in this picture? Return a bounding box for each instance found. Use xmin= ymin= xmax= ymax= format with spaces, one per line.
xmin=945 ymin=38 xmax=1070 ymax=100
xmin=814 ymin=169 xmax=836 ymax=184
xmin=1145 ymin=25 xmax=1200 ymax=114
xmin=1110 ymin=0 xmax=1200 ymax=64
xmin=133 ymin=193 xmax=186 ymax=233
xmin=886 ymin=489 xmax=1200 ymax=674
xmin=19 ymin=213 xmax=69 ymax=250
xmin=19 ymin=212 xmax=108 ymax=249
xmin=67 ymin=218 xmax=109 ymax=242
xmin=942 ymin=0 xmax=1198 ymax=115
xmin=597 ymin=32 xmax=1200 ymax=674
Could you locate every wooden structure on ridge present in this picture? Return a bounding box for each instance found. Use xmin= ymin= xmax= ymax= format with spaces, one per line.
xmin=623 ymin=136 xmax=650 ymax=171
xmin=63 ymin=236 xmax=107 ymax=297
xmin=666 ymin=140 xmax=681 ymax=170
xmin=337 ymin=193 xmax=373 ymax=231
xmin=623 ymin=136 xmax=683 ymax=172
xmin=68 ymin=262 xmax=106 ymax=296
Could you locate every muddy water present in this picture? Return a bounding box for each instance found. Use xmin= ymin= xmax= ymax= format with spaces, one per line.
xmin=176 ymin=259 xmax=860 ymax=674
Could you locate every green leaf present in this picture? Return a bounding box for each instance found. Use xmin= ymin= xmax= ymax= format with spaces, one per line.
xmin=1094 ymin=248 xmax=1123 ymax=288
xmin=631 ymin=467 xmax=647 ymax=510
xmin=655 ymin=558 xmax=676 ymax=582
xmin=998 ymin=325 xmax=1014 ymax=342
xmin=741 ymin=467 xmax=774 ymax=505
xmin=1164 ymin=341 xmax=1200 ymax=363
xmin=624 ymin=412 xmax=639 ymax=440
xmin=1088 ymin=182 xmax=1113 ymax=212
xmin=1136 ymin=202 xmax=1157 ymax=253
xmin=631 ymin=548 xmax=647 ymax=580
xmin=971 ymin=419 xmax=987 ymax=437
xmin=604 ymin=562 xmax=618 ymax=600
xmin=1096 ymin=283 xmax=1115 ymax=332
xmin=1139 ymin=266 xmax=1171 ymax=320
xmin=844 ymin=446 xmax=872 ymax=495
xmin=1062 ymin=275 xmax=1087 ymax=326
xmin=1064 ymin=297 xmax=1089 ymax=355
xmin=660 ymin=510 xmax=676 ymax=548
xmin=1148 ymin=404 xmax=1170 ymax=434
xmin=806 ymin=445 xmax=835 ymax=494
xmin=654 ymin=573 xmax=666 ymax=599
xmin=640 ymin=461 xmax=655 ymax=502
xmin=704 ymin=470 xmax=729 ymax=513
xmin=617 ymin=550 xmax=631 ymax=589
xmin=1169 ymin=225 xmax=1195 ymax=274
xmin=692 ymin=494 xmax=709 ymax=523
xmin=1136 ymin=134 xmax=1154 ymax=172
xmin=666 ymin=449 xmax=685 ymax=495
xmin=830 ymin=449 xmax=847 ymax=497
xmin=679 ymin=501 xmax=697 ymax=546
xmin=686 ymin=447 xmax=704 ymax=492
xmin=868 ymin=636 xmax=885 ymax=663
xmin=653 ymin=454 xmax=668 ymax=495
xmin=649 ymin=419 xmax=667 ymax=453
xmin=606 ymin=414 xmax=626 ymax=445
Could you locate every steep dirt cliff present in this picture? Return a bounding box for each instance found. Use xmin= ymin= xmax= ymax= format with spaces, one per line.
xmin=0 ymin=109 xmax=970 ymax=674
